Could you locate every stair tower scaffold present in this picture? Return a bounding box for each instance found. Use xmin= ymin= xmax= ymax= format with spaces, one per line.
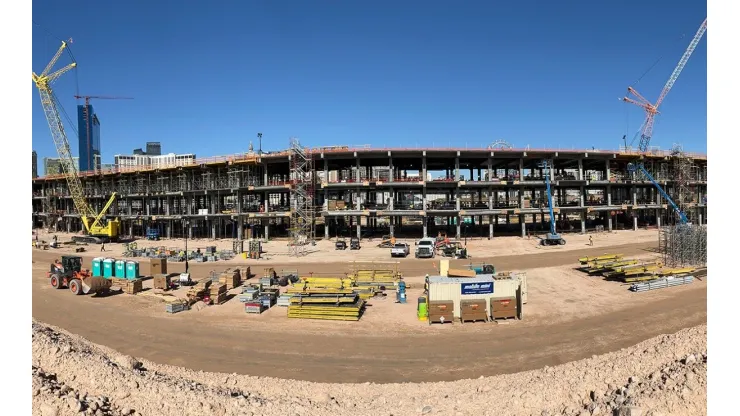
xmin=621 ymin=18 xmax=706 ymax=225
xmin=289 ymin=137 xmax=315 ymax=257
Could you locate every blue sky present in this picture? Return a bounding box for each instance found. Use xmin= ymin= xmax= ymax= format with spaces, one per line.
xmin=31 ymin=0 xmax=707 ymax=163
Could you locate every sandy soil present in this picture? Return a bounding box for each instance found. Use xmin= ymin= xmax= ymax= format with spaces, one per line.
xmin=31 ymin=242 xmax=706 ymax=383
xmin=34 ymin=228 xmax=660 ymax=264
xmin=32 ymin=319 xmax=707 ymax=416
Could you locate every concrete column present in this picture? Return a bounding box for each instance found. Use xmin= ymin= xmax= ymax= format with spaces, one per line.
xmin=455 ymin=188 xmax=460 ymax=210
xmin=489 ymin=215 xmax=494 ymax=239
xmin=325 ymin=218 xmax=330 ymax=239
xmin=422 ymin=153 xmax=427 ymax=182
xmin=487 ymin=157 xmax=493 ymax=181
xmin=488 ymin=188 xmax=494 ymax=209
xmin=632 ymin=186 xmax=637 ymax=205
xmin=423 ymin=218 xmax=428 ymax=238
xmin=550 ymin=159 xmax=555 ymax=182
xmin=389 ymin=155 xmax=394 ymax=182
xmin=166 ymin=221 xmax=172 ymax=238
xmin=520 ymin=214 xmax=526 ymax=237
xmin=355 ymin=190 xmax=361 ymax=210
xmin=580 ymin=186 xmax=585 ymax=207
xmin=455 ymin=155 xmax=460 ymax=181
xmin=656 ymin=209 xmax=661 ymax=228
xmin=129 ymin=222 xmax=133 ymax=236
xmin=605 ymin=160 xmax=610 ymax=181
xmin=212 ymin=221 xmax=217 ymax=239
xmin=519 ymin=158 xmax=524 ymax=181
xmin=356 ymin=221 xmax=361 ymax=239
xmin=606 ymin=186 xmax=612 ymax=206
xmin=264 ymin=220 xmax=269 ymax=240
xmin=388 ymin=188 xmax=394 ymax=210
xmin=127 ymin=198 xmax=132 ymax=216
xmin=581 ymin=211 xmax=586 ymax=234
xmin=263 ymin=193 xmax=269 ymax=213
xmin=389 ymin=222 xmax=394 ymax=237
xmin=263 ymin=163 xmax=268 ymax=186
xmin=469 ymin=167 xmax=473 ymax=181
xmin=608 ymin=213 xmax=613 ymax=231
xmin=699 ymin=212 xmax=703 ymax=225
xmin=633 ymin=215 xmax=638 ymax=231
xmin=578 ymin=159 xmax=584 ymax=180
xmin=456 ymin=219 xmax=461 ymax=239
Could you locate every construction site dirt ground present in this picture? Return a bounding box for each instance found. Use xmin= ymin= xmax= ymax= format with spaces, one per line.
xmin=35 ymin=228 xmax=661 ymax=263
xmin=31 ymin=232 xmax=707 ymax=384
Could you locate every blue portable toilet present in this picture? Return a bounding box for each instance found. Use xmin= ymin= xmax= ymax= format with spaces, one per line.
xmin=102 ymin=258 xmax=114 ymax=278
xmin=115 ymin=260 xmax=126 ymax=278
xmin=125 ymin=261 xmax=139 ymax=280
xmin=91 ymin=257 xmax=104 ymax=277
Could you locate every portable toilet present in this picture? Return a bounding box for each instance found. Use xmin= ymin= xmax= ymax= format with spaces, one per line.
xmin=114 ymin=260 xmax=126 ymax=278
xmin=91 ymin=257 xmax=104 ymax=277
xmin=125 ymin=261 xmax=139 ymax=280
xmin=102 ymin=258 xmax=114 ymax=278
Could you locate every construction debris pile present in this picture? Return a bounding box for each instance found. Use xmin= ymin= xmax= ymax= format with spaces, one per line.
xmin=577 ymin=254 xmax=697 ymax=291
xmin=659 ymin=224 xmax=707 ymax=267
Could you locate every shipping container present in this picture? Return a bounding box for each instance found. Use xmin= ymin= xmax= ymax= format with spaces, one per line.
xmin=427 ymin=276 xmax=498 ymax=318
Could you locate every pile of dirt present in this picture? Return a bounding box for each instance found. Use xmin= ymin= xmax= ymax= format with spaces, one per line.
xmin=31 ymin=319 xmax=706 ymax=416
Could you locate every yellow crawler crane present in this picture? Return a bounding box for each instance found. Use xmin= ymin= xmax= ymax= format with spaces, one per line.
xmin=32 ymin=41 xmax=120 ymax=243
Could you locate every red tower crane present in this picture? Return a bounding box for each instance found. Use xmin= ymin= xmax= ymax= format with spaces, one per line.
xmin=73 ymin=95 xmax=134 ymax=172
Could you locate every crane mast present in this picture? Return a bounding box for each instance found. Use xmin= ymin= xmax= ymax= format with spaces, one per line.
xmin=33 ymin=41 xmax=119 ymax=242
xmin=621 ymin=19 xmax=706 ymax=225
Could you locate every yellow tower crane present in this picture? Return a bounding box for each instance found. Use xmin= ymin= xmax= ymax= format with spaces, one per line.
xmin=32 ymin=40 xmax=120 ymax=243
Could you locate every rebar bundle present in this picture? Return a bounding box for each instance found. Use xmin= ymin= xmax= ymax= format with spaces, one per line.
xmin=659 ymin=224 xmax=707 ymax=267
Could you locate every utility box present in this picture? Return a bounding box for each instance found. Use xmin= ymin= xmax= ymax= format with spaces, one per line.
xmin=102 ymin=258 xmax=114 ymax=278
xmin=114 ymin=260 xmax=126 ymax=278
xmin=460 ymin=299 xmax=488 ymax=323
xmin=491 ymin=297 xmax=518 ymax=320
xmin=150 ymin=258 xmax=167 ymax=275
xmin=125 ymin=261 xmax=139 ymax=279
xmin=428 ymin=300 xmax=454 ymax=325
xmin=91 ymin=257 xmax=104 ymax=277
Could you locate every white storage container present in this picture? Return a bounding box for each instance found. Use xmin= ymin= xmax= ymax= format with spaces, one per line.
xmin=427 ymin=276 xmax=497 ymax=318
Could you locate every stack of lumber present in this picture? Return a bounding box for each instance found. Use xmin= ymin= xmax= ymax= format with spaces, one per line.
xmin=186 ymin=279 xmax=211 ymax=304
xmin=112 ymin=277 xmax=143 ymax=295
xmin=165 ymin=298 xmax=189 ymax=314
xmin=287 ymin=291 xmax=365 ymax=321
xmin=209 ymin=283 xmax=228 ymax=305
xmin=219 ymin=268 xmax=242 ymax=289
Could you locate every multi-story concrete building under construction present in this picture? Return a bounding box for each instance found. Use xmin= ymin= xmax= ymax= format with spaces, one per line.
xmin=31 ymin=145 xmax=707 ymax=240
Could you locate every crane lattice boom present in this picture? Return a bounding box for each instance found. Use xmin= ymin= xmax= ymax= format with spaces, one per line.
xmin=32 ymin=41 xmax=95 ymax=218
xmin=623 ymin=19 xmax=707 ymax=153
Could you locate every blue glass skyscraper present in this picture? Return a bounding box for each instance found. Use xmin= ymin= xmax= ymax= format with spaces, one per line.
xmin=77 ymin=104 xmax=101 ymax=172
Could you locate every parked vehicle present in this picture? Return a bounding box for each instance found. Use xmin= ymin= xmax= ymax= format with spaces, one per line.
xmin=415 ymin=238 xmax=436 ymax=258
xmin=350 ymin=237 xmax=361 ymax=250
xmin=390 ymin=242 xmax=410 ymax=258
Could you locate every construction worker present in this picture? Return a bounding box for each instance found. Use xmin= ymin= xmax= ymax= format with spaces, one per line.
xmin=589 ymin=235 xmax=593 ymax=246
xmin=101 ymin=242 xmax=106 ymax=252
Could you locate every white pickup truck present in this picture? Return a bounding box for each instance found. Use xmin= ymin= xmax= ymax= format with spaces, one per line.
xmin=390 ymin=242 xmax=410 ymax=258
xmin=415 ymin=238 xmax=436 ymax=258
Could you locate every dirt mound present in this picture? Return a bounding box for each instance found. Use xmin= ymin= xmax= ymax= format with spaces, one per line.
xmin=31 ymin=319 xmax=706 ymax=416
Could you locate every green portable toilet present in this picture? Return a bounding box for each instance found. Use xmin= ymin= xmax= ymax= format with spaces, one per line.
xmin=102 ymin=258 xmax=114 ymax=278
xmin=115 ymin=260 xmax=126 ymax=278
xmin=417 ymin=296 xmax=428 ymax=321
xmin=91 ymin=257 xmax=104 ymax=277
xmin=125 ymin=261 xmax=139 ymax=280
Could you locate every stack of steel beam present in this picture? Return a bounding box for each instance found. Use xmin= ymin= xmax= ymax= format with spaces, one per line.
xmin=629 ymin=275 xmax=695 ymax=292
xmin=287 ymin=292 xmax=365 ymax=321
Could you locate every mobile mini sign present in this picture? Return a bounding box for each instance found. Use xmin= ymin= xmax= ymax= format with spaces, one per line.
xmin=460 ymin=281 xmax=494 ymax=295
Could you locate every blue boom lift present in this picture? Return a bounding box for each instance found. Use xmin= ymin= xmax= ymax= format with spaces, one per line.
xmin=539 ymin=160 xmax=565 ymax=246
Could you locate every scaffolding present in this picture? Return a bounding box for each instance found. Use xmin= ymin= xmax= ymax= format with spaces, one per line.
xmin=658 ymin=224 xmax=707 ymax=267
xmin=289 ymin=137 xmax=315 ymax=256
xmin=670 ymin=144 xmax=696 ymax=222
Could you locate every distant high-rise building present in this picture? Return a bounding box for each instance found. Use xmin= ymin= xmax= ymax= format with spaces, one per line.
xmin=32 ymin=151 xmax=38 ymax=178
xmin=133 ymin=148 xmax=146 ymax=155
xmin=44 ymin=157 xmax=79 ymax=176
xmin=77 ymin=104 xmax=101 ymax=172
xmin=146 ymin=142 xmax=162 ymax=156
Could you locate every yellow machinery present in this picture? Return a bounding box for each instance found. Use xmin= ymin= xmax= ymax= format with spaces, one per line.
xmin=32 ymin=41 xmax=120 ymax=243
